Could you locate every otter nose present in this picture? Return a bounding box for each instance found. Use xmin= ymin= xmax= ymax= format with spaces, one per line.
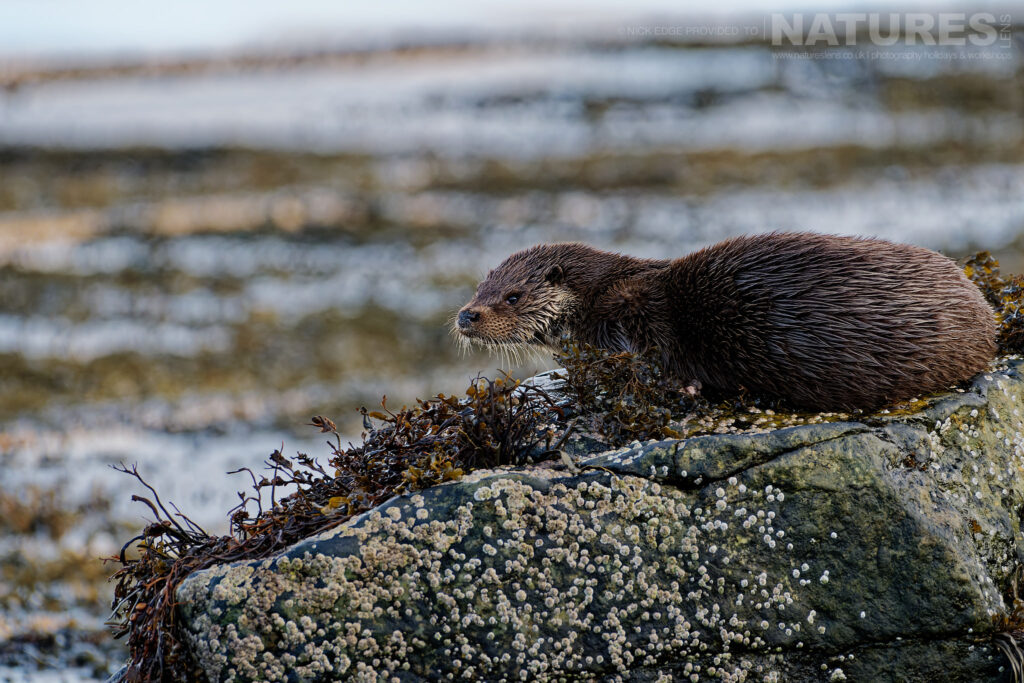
xmin=458 ymin=309 xmax=480 ymax=329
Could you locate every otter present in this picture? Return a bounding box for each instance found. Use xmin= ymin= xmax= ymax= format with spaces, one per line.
xmin=455 ymin=232 xmax=997 ymax=411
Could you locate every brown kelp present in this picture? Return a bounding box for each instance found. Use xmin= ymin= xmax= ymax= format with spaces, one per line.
xmin=552 ymin=339 xmax=700 ymax=444
xmin=108 ymin=375 xmax=560 ymax=682
xmin=993 ymin=567 xmax=1024 ymax=683
xmin=963 ymin=251 xmax=1024 ymax=353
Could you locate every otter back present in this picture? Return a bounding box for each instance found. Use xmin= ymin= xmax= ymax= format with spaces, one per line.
xmin=660 ymin=233 xmax=997 ymax=410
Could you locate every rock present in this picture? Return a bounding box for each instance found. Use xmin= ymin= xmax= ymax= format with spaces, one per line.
xmin=176 ymin=360 xmax=1024 ymax=682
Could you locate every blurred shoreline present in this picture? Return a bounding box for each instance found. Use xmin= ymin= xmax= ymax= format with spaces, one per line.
xmin=1 ymin=14 xmax=1023 ymax=680
xmin=2 ymin=11 xmax=1019 ymax=82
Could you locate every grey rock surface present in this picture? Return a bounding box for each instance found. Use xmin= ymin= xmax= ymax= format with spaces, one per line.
xmin=176 ymin=361 xmax=1024 ymax=682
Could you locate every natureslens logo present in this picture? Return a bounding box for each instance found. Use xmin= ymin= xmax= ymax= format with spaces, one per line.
xmin=770 ymin=12 xmax=1012 ymax=47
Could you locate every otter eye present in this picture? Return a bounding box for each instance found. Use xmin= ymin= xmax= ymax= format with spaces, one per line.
xmin=505 ymin=293 xmax=520 ymax=305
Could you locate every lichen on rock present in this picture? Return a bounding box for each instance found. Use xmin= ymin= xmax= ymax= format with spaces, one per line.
xmin=175 ymin=359 xmax=1024 ymax=682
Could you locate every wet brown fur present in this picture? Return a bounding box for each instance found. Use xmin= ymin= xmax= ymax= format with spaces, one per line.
xmin=456 ymin=232 xmax=998 ymax=411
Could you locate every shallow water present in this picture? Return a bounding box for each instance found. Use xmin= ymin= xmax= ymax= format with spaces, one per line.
xmin=1 ymin=29 xmax=1023 ymax=679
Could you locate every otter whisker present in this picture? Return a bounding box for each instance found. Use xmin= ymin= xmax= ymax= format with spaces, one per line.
xmin=528 ymin=344 xmax=548 ymax=366
xmin=449 ymin=316 xmax=473 ymax=359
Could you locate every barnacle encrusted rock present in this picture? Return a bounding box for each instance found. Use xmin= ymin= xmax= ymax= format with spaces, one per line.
xmin=177 ymin=360 xmax=1024 ymax=682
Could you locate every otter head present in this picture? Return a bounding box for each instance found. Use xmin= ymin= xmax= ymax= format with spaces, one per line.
xmin=454 ymin=244 xmax=578 ymax=354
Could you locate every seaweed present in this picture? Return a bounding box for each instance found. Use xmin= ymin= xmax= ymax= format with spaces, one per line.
xmin=552 ymin=339 xmax=701 ymax=444
xmin=963 ymin=251 xmax=1024 ymax=353
xmin=993 ymin=566 xmax=1024 ymax=683
xmin=108 ymin=374 xmax=559 ymax=682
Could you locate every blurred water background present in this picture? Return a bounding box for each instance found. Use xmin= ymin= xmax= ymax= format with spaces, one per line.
xmin=1 ymin=2 xmax=1022 ymax=680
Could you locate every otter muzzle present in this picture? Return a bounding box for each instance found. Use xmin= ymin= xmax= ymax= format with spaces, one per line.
xmin=457 ymin=309 xmax=480 ymax=330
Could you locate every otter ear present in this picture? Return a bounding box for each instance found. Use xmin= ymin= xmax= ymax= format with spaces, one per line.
xmin=544 ymin=264 xmax=564 ymax=285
